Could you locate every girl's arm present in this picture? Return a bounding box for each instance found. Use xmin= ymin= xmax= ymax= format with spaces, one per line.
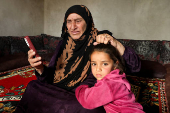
xmin=75 ymin=81 xmax=113 ymax=109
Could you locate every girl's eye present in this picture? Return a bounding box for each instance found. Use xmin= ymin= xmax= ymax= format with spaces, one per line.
xmin=103 ymin=63 xmax=108 ymax=66
xmin=91 ymin=63 xmax=96 ymax=66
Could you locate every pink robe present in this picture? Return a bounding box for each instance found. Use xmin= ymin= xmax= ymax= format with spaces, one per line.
xmin=75 ymin=69 xmax=145 ymax=113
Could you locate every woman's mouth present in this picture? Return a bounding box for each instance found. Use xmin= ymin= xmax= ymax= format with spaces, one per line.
xmin=71 ymin=31 xmax=79 ymax=35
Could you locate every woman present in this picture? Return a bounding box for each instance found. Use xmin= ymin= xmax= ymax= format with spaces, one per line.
xmin=14 ymin=5 xmax=141 ymax=113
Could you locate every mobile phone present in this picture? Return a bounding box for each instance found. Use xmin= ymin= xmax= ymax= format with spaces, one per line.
xmin=24 ymin=36 xmax=39 ymax=57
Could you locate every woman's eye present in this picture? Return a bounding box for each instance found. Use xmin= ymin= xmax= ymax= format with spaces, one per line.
xmin=67 ymin=20 xmax=71 ymax=24
xmin=76 ymin=20 xmax=81 ymax=23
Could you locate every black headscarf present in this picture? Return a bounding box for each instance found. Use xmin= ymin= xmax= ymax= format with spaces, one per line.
xmin=61 ymin=5 xmax=94 ymax=38
xmin=53 ymin=5 xmax=108 ymax=90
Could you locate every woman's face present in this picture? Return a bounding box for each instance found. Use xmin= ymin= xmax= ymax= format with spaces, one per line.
xmin=91 ymin=51 xmax=114 ymax=80
xmin=66 ymin=13 xmax=87 ymax=40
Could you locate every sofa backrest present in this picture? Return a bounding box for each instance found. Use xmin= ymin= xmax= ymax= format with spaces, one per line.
xmin=117 ymin=39 xmax=170 ymax=65
xmin=9 ymin=35 xmax=45 ymax=55
xmin=0 ymin=35 xmax=45 ymax=57
xmin=41 ymin=34 xmax=62 ymax=53
xmin=0 ymin=35 xmax=169 ymax=65
xmin=0 ymin=36 xmax=11 ymax=57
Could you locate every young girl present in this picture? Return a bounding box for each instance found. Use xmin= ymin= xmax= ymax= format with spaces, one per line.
xmin=75 ymin=43 xmax=144 ymax=113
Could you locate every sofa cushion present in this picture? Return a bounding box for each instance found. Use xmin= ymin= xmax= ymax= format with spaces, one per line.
xmin=0 ymin=50 xmax=54 ymax=72
xmin=41 ymin=34 xmax=62 ymax=51
xmin=165 ymin=64 xmax=170 ymax=109
xmin=0 ymin=36 xmax=11 ymax=57
xmin=131 ymin=60 xmax=166 ymax=79
xmin=29 ymin=36 xmax=44 ymax=50
xmin=10 ymin=36 xmax=29 ymax=54
xmin=10 ymin=35 xmax=44 ymax=54
xmin=130 ymin=84 xmax=141 ymax=101
xmin=0 ymin=53 xmax=29 ymax=72
xmin=160 ymin=40 xmax=170 ymax=64
xmin=127 ymin=75 xmax=166 ymax=112
xmin=117 ymin=39 xmax=162 ymax=62
xmin=37 ymin=50 xmax=54 ymax=62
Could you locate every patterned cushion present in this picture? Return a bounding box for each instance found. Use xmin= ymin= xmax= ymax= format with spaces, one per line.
xmin=130 ymin=84 xmax=141 ymax=101
xmin=117 ymin=39 xmax=162 ymax=62
xmin=41 ymin=34 xmax=62 ymax=52
xmin=0 ymin=37 xmax=11 ymax=57
xmin=160 ymin=41 xmax=170 ymax=64
xmin=127 ymin=75 xmax=168 ymax=113
xmin=10 ymin=35 xmax=44 ymax=54
xmin=29 ymin=36 xmax=44 ymax=50
xmin=10 ymin=36 xmax=29 ymax=54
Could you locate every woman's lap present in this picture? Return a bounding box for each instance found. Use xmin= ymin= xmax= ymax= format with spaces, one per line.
xmin=14 ymin=80 xmax=105 ymax=113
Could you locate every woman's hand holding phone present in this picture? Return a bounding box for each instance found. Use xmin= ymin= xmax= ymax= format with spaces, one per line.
xmin=24 ymin=36 xmax=44 ymax=74
xmin=28 ymin=50 xmax=44 ymax=75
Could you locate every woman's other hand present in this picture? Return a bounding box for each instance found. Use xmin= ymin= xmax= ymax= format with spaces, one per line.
xmin=94 ymin=34 xmax=125 ymax=56
xmin=28 ymin=49 xmax=44 ymax=74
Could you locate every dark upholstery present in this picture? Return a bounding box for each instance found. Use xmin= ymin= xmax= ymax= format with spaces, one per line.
xmin=117 ymin=39 xmax=170 ymax=65
xmin=165 ymin=64 xmax=170 ymax=109
xmin=0 ymin=34 xmax=60 ymax=72
xmin=160 ymin=41 xmax=170 ymax=64
xmin=0 ymin=53 xmax=29 ymax=72
xmin=1 ymin=36 xmax=169 ymax=76
xmin=9 ymin=35 xmax=44 ymax=54
xmin=131 ymin=60 xmax=166 ymax=79
xmin=41 ymin=34 xmax=62 ymax=52
xmin=10 ymin=36 xmax=30 ymax=54
xmin=0 ymin=36 xmax=11 ymax=57
xmin=0 ymin=34 xmax=169 ymax=111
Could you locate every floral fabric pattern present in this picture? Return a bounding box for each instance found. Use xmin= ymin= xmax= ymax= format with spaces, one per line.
xmin=117 ymin=39 xmax=170 ymax=65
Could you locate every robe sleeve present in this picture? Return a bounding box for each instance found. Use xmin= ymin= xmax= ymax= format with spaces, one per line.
xmin=123 ymin=46 xmax=141 ymax=73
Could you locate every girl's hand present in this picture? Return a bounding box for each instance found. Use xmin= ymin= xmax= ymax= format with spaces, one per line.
xmin=28 ymin=49 xmax=44 ymax=74
xmin=94 ymin=34 xmax=125 ymax=56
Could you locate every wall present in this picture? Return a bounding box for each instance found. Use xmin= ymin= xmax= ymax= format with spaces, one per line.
xmin=44 ymin=0 xmax=170 ymax=40
xmin=0 ymin=0 xmax=169 ymax=40
xmin=0 ymin=0 xmax=44 ymax=36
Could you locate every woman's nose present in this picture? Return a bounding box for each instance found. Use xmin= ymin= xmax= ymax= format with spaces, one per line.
xmin=71 ymin=21 xmax=76 ymax=29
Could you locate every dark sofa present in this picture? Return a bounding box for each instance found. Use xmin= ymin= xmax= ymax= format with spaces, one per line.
xmin=0 ymin=34 xmax=62 ymax=72
xmin=0 ymin=34 xmax=169 ymax=112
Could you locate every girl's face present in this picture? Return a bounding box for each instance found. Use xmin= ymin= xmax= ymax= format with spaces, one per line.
xmin=91 ymin=51 xmax=114 ymax=80
xmin=66 ymin=13 xmax=87 ymax=40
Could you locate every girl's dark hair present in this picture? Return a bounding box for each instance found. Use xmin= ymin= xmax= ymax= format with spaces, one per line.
xmin=89 ymin=43 xmax=126 ymax=74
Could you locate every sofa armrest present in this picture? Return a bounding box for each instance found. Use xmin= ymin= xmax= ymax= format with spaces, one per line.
xmin=131 ymin=60 xmax=166 ymax=79
xmin=0 ymin=53 xmax=29 ymax=72
xmin=165 ymin=64 xmax=170 ymax=109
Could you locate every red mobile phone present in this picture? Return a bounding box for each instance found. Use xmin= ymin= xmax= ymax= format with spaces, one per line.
xmin=24 ymin=36 xmax=39 ymax=57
